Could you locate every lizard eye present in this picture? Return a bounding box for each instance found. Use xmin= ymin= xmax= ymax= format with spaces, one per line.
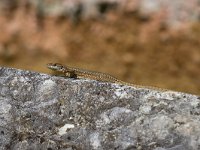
xmin=54 ymin=63 xmax=64 ymax=70
xmin=59 ymin=66 xmax=63 ymax=69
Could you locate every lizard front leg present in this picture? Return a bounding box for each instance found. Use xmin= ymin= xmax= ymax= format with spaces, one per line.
xmin=64 ymin=71 xmax=77 ymax=78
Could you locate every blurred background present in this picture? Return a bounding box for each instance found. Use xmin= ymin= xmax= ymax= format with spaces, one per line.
xmin=0 ymin=0 xmax=200 ymax=94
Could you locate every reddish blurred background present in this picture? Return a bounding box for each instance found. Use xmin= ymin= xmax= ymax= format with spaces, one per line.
xmin=0 ymin=0 xmax=200 ymax=94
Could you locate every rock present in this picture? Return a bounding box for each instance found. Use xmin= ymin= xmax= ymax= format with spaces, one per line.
xmin=0 ymin=67 xmax=200 ymax=150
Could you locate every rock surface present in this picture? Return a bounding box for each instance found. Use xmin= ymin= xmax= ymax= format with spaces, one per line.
xmin=0 ymin=67 xmax=200 ymax=150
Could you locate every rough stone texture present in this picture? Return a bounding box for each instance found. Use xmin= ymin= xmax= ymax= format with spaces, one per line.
xmin=0 ymin=67 xmax=200 ymax=150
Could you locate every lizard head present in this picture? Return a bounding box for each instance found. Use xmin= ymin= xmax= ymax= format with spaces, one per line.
xmin=47 ymin=63 xmax=65 ymax=72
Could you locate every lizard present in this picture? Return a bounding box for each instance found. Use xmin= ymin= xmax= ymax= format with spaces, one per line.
xmin=47 ymin=63 xmax=169 ymax=91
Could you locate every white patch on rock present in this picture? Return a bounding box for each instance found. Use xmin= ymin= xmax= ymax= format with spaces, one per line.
xmin=58 ymin=124 xmax=75 ymax=136
xmin=114 ymin=87 xmax=132 ymax=99
xmin=0 ymin=100 xmax=12 ymax=126
xmin=139 ymin=105 xmax=152 ymax=114
xmin=150 ymin=115 xmax=174 ymax=140
xmin=40 ymin=79 xmax=56 ymax=93
xmin=96 ymin=107 xmax=133 ymax=128
xmin=190 ymin=98 xmax=200 ymax=107
xmin=0 ymin=100 xmax=11 ymax=114
xmin=89 ymin=132 xmax=101 ymax=149
xmin=36 ymin=79 xmax=58 ymax=104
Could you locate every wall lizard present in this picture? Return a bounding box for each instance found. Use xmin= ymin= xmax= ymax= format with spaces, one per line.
xmin=47 ymin=63 xmax=169 ymax=91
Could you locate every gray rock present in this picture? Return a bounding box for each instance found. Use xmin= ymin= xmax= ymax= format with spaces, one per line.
xmin=0 ymin=67 xmax=200 ymax=150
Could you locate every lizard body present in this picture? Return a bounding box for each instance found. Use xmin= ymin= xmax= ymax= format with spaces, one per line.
xmin=47 ymin=63 xmax=168 ymax=91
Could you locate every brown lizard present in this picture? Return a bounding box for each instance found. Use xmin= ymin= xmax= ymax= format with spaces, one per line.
xmin=47 ymin=63 xmax=169 ymax=91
